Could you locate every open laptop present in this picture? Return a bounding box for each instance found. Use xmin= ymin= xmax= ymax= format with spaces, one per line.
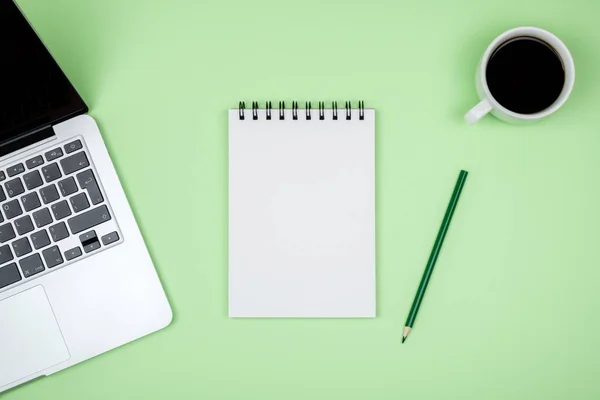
xmin=0 ymin=1 xmax=172 ymax=393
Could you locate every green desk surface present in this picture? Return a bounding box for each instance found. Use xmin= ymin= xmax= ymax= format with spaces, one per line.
xmin=7 ymin=0 xmax=600 ymax=398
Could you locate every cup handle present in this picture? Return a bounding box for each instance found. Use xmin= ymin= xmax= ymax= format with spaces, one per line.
xmin=465 ymin=99 xmax=493 ymax=125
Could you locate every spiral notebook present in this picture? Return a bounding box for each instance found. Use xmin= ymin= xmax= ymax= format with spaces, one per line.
xmin=229 ymin=101 xmax=375 ymax=318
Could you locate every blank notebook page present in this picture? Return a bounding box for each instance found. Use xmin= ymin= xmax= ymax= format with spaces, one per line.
xmin=228 ymin=107 xmax=375 ymax=318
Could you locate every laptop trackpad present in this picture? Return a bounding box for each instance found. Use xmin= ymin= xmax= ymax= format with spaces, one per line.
xmin=0 ymin=286 xmax=70 ymax=389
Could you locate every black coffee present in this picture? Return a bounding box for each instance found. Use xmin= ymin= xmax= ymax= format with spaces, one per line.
xmin=486 ymin=37 xmax=565 ymax=114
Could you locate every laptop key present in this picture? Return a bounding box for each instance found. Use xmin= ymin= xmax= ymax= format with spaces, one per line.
xmin=42 ymin=163 xmax=62 ymax=182
xmin=0 ymin=263 xmax=21 ymax=289
xmin=0 ymin=187 xmax=5 ymax=203
xmin=70 ymin=193 xmax=90 ymax=213
xmin=49 ymin=222 xmax=69 ymax=242
xmin=40 ymin=184 xmax=60 ymax=204
xmin=3 ymin=199 xmax=22 ymax=219
xmin=76 ymin=169 xmax=103 ymax=205
xmin=45 ymin=148 xmax=63 ymax=162
xmin=64 ymin=140 xmax=82 ymax=154
xmin=61 ymin=152 xmax=89 ymax=175
xmin=7 ymin=163 xmax=24 ymax=177
xmin=0 ymin=223 xmax=16 ymax=243
xmin=42 ymin=246 xmax=63 ymax=269
xmin=0 ymin=244 xmax=13 ymax=265
xmin=80 ymin=230 xmax=96 ymax=243
xmin=32 ymin=208 xmax=53 ymax=228
xmin=19 ymin=253 xmax=45 ymax=278
xmin=51 ymin=200 xmax=71 ymax=220
xmin=64 ymin=247 xmax=82 ymax=261
xmin=12 ymin=237 xmax=32 ymax=257
xmin=101 ymin=231 xmax=120 ymax=246
xmin=30 ymin=230 xmax=51 ymax=250
xmin=25 ymin=156 xmax=44 ymax=169
xmin=84 ymin=241 xmax=101 ymax=253
xmin=14 ymin=215 xmax=34 ymax=235
xmin=0 ymin=171 xmax=5 ymax=181
xmin=68 ymin=205 xmax=111 ymax=234
xmin=23 ymin=170 xmax=43 ymax=190
xmin=5 ymin=177 xmax=24 ymax=198
xmin=58 ymin=177 xmax=77 ymax=197
xmin=21 ymin=192 xmax=41 ymax=212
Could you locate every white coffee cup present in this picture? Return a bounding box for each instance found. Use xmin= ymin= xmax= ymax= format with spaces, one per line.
xmin=465 ymin=27 xmax=575 ymax=125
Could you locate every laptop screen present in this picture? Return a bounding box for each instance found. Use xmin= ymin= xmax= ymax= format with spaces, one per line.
xmin=0 ymin=1 xmax=87 ymax=146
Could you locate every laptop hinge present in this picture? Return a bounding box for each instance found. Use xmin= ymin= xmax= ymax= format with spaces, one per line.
xmin=0 ymin=125 xmax=55 ymax=159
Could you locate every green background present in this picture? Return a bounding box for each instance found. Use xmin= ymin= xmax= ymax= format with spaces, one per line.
xmin=6 ymin=0 xmax=600 ymax=398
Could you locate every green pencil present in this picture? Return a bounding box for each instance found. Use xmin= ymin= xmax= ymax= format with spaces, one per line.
xmin=402 ymin=170 xmax=468 ymax=343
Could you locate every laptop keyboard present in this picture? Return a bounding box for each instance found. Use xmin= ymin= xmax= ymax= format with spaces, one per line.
xmin=0 ymin=138 xmax=121 ymax=291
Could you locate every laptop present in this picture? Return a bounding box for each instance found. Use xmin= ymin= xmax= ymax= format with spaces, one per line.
xmin=0 ymin=1 xmax=172 ymax=393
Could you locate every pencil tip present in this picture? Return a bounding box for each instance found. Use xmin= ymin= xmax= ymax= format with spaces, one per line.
xmin=402 ymin=327 xmax=411 ymax=342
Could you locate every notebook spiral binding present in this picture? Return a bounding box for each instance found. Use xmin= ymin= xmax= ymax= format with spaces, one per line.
xmin=238 ymin=101 xmax=365 ymax=121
